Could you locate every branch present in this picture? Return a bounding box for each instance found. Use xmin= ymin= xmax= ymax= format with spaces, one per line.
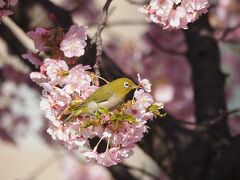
xmin=140 ymin=14 xmax=236 ymax=180
xmin=0 ymin=0 xmax=74 ymax=71
xmin=125 ymin=0 xmax=148 ymax=5
xmin=172 ymin=13 xmax=232 ymax=180
xmin=108 ymin=165 xmax=138 ymax=180
xmin=185 ymin=14 xmax=227 ymax=123
xmin=106 ymin=19 xmax=146 ymax=27
xmin=91 ymin=0 xmax=113 ymax=77
xmin=1 ymin=16 xmax=37 ymax=53
xmin=218 ymin=23 xmax=240 ymax=41
xmin=168 ymin=107 xmax=240 ymax=129
xmin=207 ymin=137 xmax=240 ymax=180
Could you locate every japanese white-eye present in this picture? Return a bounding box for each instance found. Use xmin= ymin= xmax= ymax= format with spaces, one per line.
xmin=59 ymin=78 xmax=138 ymax=123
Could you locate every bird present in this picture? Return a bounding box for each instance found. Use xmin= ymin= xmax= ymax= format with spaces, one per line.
xmin=58 ymin=78 xmax=138 ymax=123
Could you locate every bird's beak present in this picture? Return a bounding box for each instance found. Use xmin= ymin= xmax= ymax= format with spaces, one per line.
xmin=133 ymin=84 xmax=140 ymax=89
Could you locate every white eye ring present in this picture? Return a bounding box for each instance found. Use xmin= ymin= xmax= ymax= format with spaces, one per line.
xmin=124 ymin=82 xmax=129 ymax=88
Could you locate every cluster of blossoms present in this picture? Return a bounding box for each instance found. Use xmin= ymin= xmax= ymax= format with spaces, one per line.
xmin=106 ymin=27 xmax=194 ymax=125
xmin=27 ymin=24 xmax=163 ymax=166
xmin=139 ymin=0 xmax=209 ymax=30
xmin=30 ymin=59 xmax=163 ymax=166
xmin=0 ymin=0 xmax=18 ymax=19
xmin=22 ymin=24 xmax=87 ymax=68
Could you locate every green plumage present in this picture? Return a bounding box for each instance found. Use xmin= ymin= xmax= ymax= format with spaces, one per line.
xmin=59 ymin=78 xmax=137 ymax=123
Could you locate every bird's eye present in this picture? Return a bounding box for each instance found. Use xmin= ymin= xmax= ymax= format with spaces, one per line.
xmin=124 ymin=82 xmax=129 ymax=88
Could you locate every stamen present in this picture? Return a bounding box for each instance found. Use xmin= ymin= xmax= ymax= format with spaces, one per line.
xmin=106 ymin=137 xmax=110 ymax=151
xmin=91 ymin=73 xmax=109 ymax=84
xmin=93 ymin=136 xmax=105 ymax=152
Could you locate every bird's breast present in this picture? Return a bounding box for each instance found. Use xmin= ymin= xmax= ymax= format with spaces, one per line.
xmin=86 ymin=101 xmax=99 ymax=113
xmin=99 ymin=94 xmax=122 ymax=111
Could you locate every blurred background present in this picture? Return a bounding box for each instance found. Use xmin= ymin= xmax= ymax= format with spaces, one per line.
xmin=1 ymin=0 xmax=240 ymax=180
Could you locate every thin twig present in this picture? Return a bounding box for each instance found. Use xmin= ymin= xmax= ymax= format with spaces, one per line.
xmin=146 ymin=33 xmax=186 ymax=56
xmin=91 ymin=0 xmax=113 ymax=77
xmin=219 ymin=23 xmax=240 ymax=41
xmin=88 ymin=20 xmax=146 ymax=28
xmin=125 ymin=0 xmax=148 ymax=5
xmin=167 ymin=107 xmax=240 ymax=127
xmin=107 ymin=19 xmax=146 ymax=27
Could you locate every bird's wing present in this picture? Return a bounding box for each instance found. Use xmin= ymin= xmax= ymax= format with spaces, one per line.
xmin=63 ymin=83 xmax=114 ymax=115
xmin=83 ymin=85 xmax=114 ymax=104
xmin=59 ymin=84 xmax=114 ymax=122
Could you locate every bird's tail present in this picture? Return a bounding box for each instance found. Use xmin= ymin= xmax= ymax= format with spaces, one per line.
xmin=58 ymin=107 xmax=84 ymax=124
xmin=57 ymin=99 xmax=84 ymax=124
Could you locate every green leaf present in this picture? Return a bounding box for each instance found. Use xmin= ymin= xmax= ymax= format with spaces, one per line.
xmin=123 ymin=113 xmax=137 ymax=123
xmin=98 ymin=107 xmax=110 ymax=115
xmin=111 ymin=112 xmax=136 ymax=124
xmin=148 ymin=105 xmax=167 ymax=117
xmin=112 ymin=113 xmax=122 ymax=122
xmin=59 ymin=71 xmax=69 ymax=77
xmin=81 ymin=119 xmax=99 ymax=128
xmin=95 ymin=111 xmax=100 ymax=119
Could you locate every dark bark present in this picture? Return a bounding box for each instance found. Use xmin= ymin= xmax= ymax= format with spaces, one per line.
xmin=173 ymin=14 xmax=232 ymax=180
xmin=139 ymin=114 xmax=195 ymax=177
xmin=109 ymin=164 xmax=138 ymax=180
xmin=140 ymin=14 xmax=236 ymax=180
xmin=207 ymin=136 xmax=240 ymax=180
xmin=185 ymin=14 xmax=226 ymax=123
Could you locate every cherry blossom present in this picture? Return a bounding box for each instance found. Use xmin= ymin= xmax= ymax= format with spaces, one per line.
xmin=139 ymin=0 xmax=209 ymax=30
xmin=60 ymin=24 xmax=87 ymax=58
xmin=134 ymin=89 xmax=155 ymax=111
xmin=105 ymin=27 xmax=194 ymax=123
xmin=0 ymin=0 xmax=18 ymax=19
xmin=44 ymin=58 xmax=69 ymax=85
xmin=22 ymin=51 xmax=43 ymax=68
xmin=30 ymin=58 xmax=163 ymax=166
xmin=0 ymin=9 xmax=12 ymax=17
xmin=7 ymin=0 xmax=17 ymax=6
xmin=27 ymin=27 xmax=50 ymax=52
xmin=137 ymin=73 xmax=151 ymax=93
